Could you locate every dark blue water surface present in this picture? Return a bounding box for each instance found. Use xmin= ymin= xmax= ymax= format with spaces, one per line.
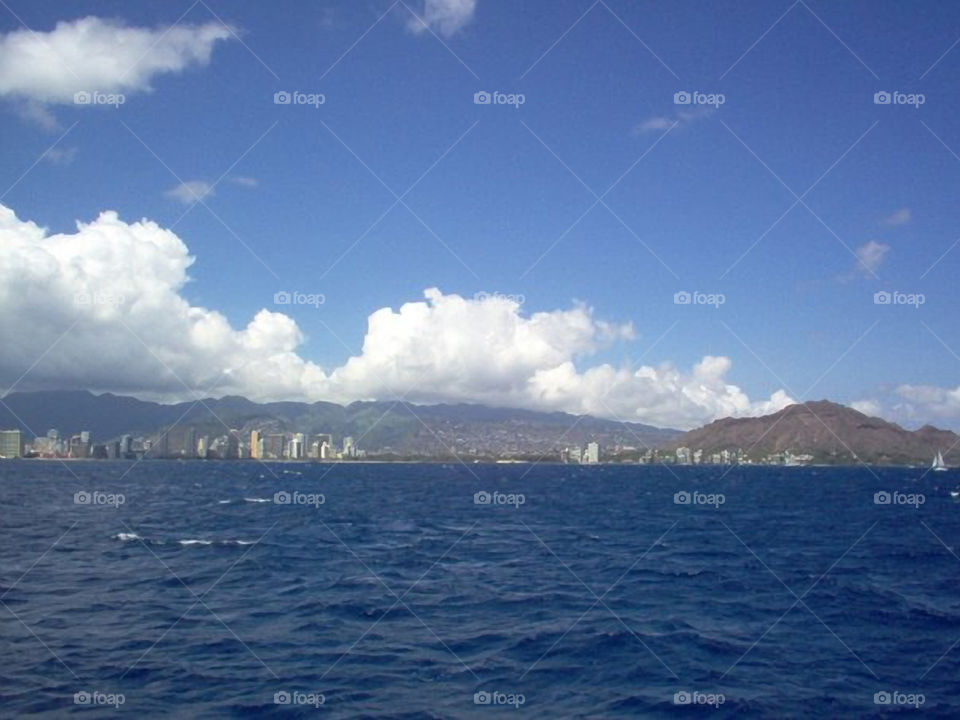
xmin=2 ymin=461 xmax=960 ymax=718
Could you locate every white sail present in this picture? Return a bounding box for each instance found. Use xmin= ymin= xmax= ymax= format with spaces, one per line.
xmin=933 ymin=451 xmax=948 ymax=471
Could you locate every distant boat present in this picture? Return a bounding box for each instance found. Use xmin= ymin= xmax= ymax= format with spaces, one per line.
xmin=951 ymin=489 xmax=960 ymax=499
xmin=932 ymin=451 xmax=948 ymax=472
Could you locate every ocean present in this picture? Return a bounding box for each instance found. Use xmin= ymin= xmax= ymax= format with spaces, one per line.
xmin=0 ymin=460 xmax=958 ymax=718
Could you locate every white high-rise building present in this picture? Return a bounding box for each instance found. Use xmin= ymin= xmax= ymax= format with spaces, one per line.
xmin=290 ymin=433 xmax=305 ymax=460
xmin=584 ymin=442 xmax=599 ymax=464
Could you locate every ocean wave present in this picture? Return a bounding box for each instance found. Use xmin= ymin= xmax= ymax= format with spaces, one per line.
xmin=111 ymin=534 xmax=255 ymax=547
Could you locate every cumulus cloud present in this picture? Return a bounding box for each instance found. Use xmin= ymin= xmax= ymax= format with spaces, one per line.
xmin=853 ymin=240 xmax=889 ymax=276
xmin=884 ymin=207 xmax=911 ymax=226
xmin=407 ymin=0 xmax=477 ymax=37
xmin=0 ymin=17 xmax=232 ymax=110
xmin=0 ymin=202 xmax=795 ymax=429
xmin=166 ymin=180 xmax=214 ymax=204
xmin=853 ymin=385 xmax=960 ymax=430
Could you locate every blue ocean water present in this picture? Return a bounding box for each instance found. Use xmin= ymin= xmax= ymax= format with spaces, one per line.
xmin=1 ymin=461 xmax=959 ymax=718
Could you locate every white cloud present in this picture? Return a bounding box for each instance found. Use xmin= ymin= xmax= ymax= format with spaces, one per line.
xmin=633 ymin=106 xmax=712 ymax=135
xmin=166 ymin=180 xmax=214 ymax=204
xmin=634 ymin=117 xmax=673 ymax=134
xmin=0 ymin=17 xmax=232 ymax=107
xmin=884 ymin=207 xmax=911 ymax=226
xmin=407 ymin=0 xmax=477 ymax=37
xmin=0 ymin=201 xmax=794 ymax=429
xmin=41 ymin=146 xmax=77 ymax=165
xmin=853 ymin=240 xmax=889 ymax=276
xmin=850 ymin=399 xmax=882 ymax=417
xmin=230 ymin=176 xmax=258 ymax=188
xmin=853 ymin=385 xmax=960 ymax=429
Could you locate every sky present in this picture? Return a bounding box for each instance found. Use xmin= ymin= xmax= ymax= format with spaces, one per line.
xmin=0 ymin=0 xmax=959 ymax=430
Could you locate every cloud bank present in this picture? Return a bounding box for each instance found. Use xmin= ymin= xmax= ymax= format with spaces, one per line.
xmin=0 ymin=202 xmax=802 ymax=429
xmin=0 ymin=17 xmax=232 ymax=106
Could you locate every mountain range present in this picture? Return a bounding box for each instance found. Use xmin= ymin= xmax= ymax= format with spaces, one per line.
xmin=1 ymin=392 xmax=956 ymax=465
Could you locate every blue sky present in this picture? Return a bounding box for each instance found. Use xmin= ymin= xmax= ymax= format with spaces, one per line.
xmin=1 ymin=0 xmax=959 ymax=428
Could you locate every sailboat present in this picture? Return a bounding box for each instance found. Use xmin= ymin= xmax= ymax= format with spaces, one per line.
xmin=932 ymin=450 xmax=948 ymax=472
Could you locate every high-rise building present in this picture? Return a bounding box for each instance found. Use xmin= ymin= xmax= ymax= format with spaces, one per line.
xmin=156 ymin=426 xmax=197 ymax=458
xmin=584 ymin=442 xmax=600 ymax=464
xmin=250 ymin=430 xmax=261 ymax=459
xmin=69 ymin=434 xmax=90 ymax=458
xmin=265 ymin=434 xmax=285 ymax=460
xmin=0 ymin=430 xmax=23 ymax=458
xmin=342 ymin=436 xmax=355 ymax=458
xmin=289 ymin=433 xmax=304 ymax=460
